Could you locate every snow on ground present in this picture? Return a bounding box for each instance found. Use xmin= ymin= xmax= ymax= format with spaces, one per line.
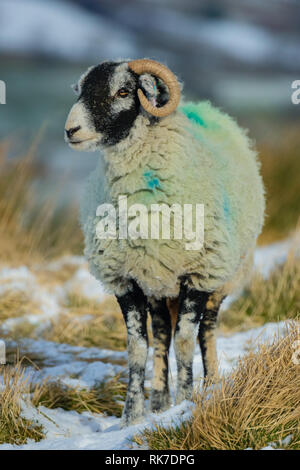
xmin=3 ymin=399 xmax=194 ymax=451
xmin=0 ymin=256 xmax=106 ymax=333
xmin=11 ymin=338 xmax=126 ymax=389
xmin=254 ymin=239 xmax=296 ymax=278
xmin=0 ymin=321 xmax=287 ymax=450
xmin=0 ymin=238 xmax=296 ymax=449
xmin=222 ymin=237 xmax=298 ymax=311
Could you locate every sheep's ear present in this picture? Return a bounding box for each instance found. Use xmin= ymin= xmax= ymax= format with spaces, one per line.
xmin=138 ymin=73 xmax=169 ymax=108
xmin=71 ymin=83 xmax=80 ymax=95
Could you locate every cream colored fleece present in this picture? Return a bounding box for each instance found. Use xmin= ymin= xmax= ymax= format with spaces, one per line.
xmin=80 ymin=101 xmax=265 ymax=299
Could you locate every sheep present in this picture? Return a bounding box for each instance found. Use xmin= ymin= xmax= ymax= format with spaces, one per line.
xmin=65 ymin=59 xmax=265 ymax=426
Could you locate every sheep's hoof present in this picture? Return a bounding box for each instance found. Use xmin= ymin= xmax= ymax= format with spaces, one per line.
xmin=150 ymin=390 xmax=171 ymax=413
xmin=176 ymin=387 xmax=192 ymax=405
xmin=120 ymin=398 xmax=145 ymax=427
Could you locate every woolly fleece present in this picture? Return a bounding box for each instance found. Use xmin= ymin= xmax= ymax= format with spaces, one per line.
xmin=80 ymin=101 xmax=265 ymax=299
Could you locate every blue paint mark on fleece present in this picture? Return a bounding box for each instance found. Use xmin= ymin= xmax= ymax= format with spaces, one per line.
xmin=223 ymin=191 xmax=232 ymax=226
xmin=144 ymin=170 xmax=161 ymax=190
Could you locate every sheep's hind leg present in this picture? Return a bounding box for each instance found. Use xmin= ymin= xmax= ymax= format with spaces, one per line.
xmin=148 ymin=298 xmax=172 ymax=413
xmin=174 ymin=281 xmax=209 ymax=403
xmin=198 ymin=292 xmax=225 ymax=380
xmin=117 ymin=282 xmax=148 ymax=427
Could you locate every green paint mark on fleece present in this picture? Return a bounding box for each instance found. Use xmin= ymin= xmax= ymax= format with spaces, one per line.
xmin=180 ymin=103 xmax=206 ymax=127
xmin=144 ymin=170 xmax=161 ymax=190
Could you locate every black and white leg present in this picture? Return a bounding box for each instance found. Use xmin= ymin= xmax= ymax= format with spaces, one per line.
xmin=148 ymin=298 xmax=172 ymax=413
xmin=174 ymin=280 xmax=209 ymax=403
xmin=198 ymin=292 xmax=225 ymax=379
xmin=117 ymin=282 xmax=148 ymax=427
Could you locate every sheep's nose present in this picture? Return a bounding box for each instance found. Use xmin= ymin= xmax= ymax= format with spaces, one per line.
xmin=65 ymin=125 xmax=81 ymax=139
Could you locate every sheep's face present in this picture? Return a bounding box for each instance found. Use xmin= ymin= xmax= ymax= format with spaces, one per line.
xmin=65 ymin=61 xmax=169 ymax=151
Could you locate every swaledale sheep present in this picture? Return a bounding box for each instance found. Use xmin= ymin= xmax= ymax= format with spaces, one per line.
xmin=65 ymin=59 xmax=265 ymax=426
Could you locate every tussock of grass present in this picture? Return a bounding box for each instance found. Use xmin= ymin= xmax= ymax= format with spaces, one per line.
xmin=32 ymin=373 xmax=127 ymax=417
xmin=0 ymin=363 xmax=44 ymax=445
xmin=0 ymin=290 xmax=40 ymax=321
xmin=220 ymin=248 xmax=300 ymax=331
xmin=136 ymin=324 xmax=300 ymax=450
xmin=258 ymin=126 xmax=300 ymax=245
xmin=0 ymin=141 xmax=82 ymax=264
xmin=41 ymin=293 xmax=154 ymax=350
xmin=66 ymin=292 xmax=111 ymax=315
xmin=34 ymin=263 xmax=79 ymax=287
xmin=42 ymin=294 xmax=127 ymax=350
xmin=1 ymin=321 xmax=37 ymax=342
xmin=0 ymin=293 xmax=128 ymax=349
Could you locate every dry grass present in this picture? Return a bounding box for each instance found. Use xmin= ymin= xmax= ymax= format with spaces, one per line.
xmin=258 ymin=125 xmax=300 ymax=245
xmin=34 ymin=262 xmax=79 ymax=288
xmin=0 ymin=321 xmax=37 ymax=342
xmin=42 ymin=294 xmax=127 ymax=350
xmin=32 ymin=373 xmax=127 ymax=417
xmin=0 ymin=292 xmax=129 ymax=349
xmin=136 ymin=323 xmax=300 ymax=450
xmin=0 ymin=363 xmax=44 ymax=445
xmin=0 ymin=140 xmax=82 ymax=265
xmin=0 ymin=290 xmax=40 ymax=321
xmin=41 ymin=292 xmax=154 ymax=350
xmin=220 ymin=247 xmax=300 ymax=332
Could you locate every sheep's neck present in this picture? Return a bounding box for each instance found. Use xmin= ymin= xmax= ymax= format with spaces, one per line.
xmin=103 ymin=114 xmax=150 ymax=176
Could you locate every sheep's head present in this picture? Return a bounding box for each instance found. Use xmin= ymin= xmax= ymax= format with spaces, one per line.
xmin=64 ymin=59 xmax=181 ymax=151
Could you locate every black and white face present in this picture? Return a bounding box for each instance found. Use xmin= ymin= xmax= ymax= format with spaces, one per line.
xmin=65 ymin=61 xmax=169 ymax=151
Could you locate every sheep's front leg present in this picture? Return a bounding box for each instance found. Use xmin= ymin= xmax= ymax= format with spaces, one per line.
xmin=148 ymin=298 xmax=171 ymax=413
xmin=117 ymin=283 xmax=148 ymax=427
xmin=174 ymin=282 xmax=208 ymax=403
xmin=198 ymin=292 xmax=225 ymax=379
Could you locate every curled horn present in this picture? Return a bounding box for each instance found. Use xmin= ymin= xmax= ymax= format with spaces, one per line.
xmin=128 ymin=59 xmax=181 ymax=118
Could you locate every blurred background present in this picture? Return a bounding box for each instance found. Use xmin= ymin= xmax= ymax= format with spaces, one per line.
xmin=0 ymin=0 xmax=299 ymax=249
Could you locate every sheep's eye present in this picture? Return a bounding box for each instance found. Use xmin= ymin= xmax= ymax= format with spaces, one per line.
xmin=117 ymin=88 xmax=129 ymax=97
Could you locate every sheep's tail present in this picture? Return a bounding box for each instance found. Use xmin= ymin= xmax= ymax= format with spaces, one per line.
xmin=166 ymin=297 xmax=178 ymax=332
